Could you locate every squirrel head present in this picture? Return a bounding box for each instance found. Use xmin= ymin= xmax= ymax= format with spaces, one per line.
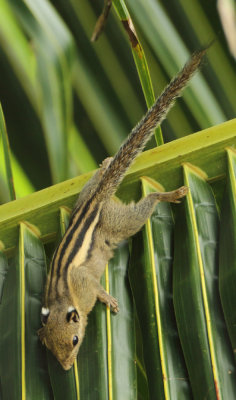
xmin=38 ymin=303 xmax=87 ymax=370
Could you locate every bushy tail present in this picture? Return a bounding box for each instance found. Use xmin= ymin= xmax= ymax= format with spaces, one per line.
xmin=96 ymin=48 xmax=207 ymax=199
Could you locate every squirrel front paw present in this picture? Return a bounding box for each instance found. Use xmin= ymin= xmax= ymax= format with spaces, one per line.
xmin=106 ymin=294 xmax=119 ymax=313
xmin=98 ymin=288 xmax=119 ymax=313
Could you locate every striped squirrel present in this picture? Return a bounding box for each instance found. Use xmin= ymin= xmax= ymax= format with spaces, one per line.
xmin=38 ymin=49 xmax=206 ymax=370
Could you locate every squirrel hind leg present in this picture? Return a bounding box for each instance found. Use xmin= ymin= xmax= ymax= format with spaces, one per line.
xmin=101 ymin=195 xmax=160 ymax=241
xmin=103 ymin=186 xmax=188 ymax=242
xmin=152 ymin=186 xmax=188 ymax=204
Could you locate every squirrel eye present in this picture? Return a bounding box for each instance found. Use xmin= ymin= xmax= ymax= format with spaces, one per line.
xmin=73 ymin=335 xmax=79 ymax=346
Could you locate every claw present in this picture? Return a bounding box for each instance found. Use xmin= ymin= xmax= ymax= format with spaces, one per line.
xmin=107 ymin=295 xmax=119 ymax=313
xmin=171 ymin=186 xmax=189 ymax=203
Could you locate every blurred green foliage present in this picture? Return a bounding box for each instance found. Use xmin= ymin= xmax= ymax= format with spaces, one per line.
xmin=0 ymin=0 xmax=235 ymax=201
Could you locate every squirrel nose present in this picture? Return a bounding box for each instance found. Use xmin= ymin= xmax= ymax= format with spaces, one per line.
xmin=59 ymin=359 xmax=73 ymax=371
xmin=60 ymin=362 xmax=73 ymax=371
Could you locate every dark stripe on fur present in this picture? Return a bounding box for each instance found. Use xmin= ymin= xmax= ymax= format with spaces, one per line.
xmin=55 ymin=195 xmax=96 ymax=278
xmin=61 ymin=204 xmax=100 ymax=292
xmin=85 ymin=215 xmax=101 ymax=262
xmin=46 ymin=244 xmax=59 ymax=304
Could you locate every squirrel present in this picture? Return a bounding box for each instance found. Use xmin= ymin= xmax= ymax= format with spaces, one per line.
xmin=38 ymin=49 xmax=207 ymax=370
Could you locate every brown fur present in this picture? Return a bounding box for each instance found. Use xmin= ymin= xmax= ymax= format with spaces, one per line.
xmin=38 ymin=50 xmax=206 ymax=370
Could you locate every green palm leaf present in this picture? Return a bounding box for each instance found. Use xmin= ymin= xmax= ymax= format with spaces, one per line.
xmin=219 ymin=148 xmax=236 ymax=362
xmin=129 ymin=177 xmax=191 ymax=399
xmin=0 ymin=223 xmax=51 ymax=399
xmin=0 ymin=120 xmax=235 ymax=398
xmin=0 ymin=103 xmax=16 ymax=201
xmin=173 ymin=164 xmax=236 ymax=399
xmin=0 ymin=0 xmax=236 ymax=398
xmin=107 ymin=242 xmax=136 ymax=399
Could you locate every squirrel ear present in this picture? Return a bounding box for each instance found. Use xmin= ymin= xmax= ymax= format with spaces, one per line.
xmin=41 ymin=307 xmax=50 ymax=325
xmin=66 ymin=307 xmax=79 ymax=323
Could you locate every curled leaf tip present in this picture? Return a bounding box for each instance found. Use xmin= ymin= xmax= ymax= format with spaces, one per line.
xmin=20 ymin=221 xmax=41 ymax=237
xmin=122 ymin=19 xmax=138 ymax=48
